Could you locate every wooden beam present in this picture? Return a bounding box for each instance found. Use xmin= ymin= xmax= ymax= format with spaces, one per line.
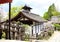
xmin=32 ymin=26 xmax=33 ymax=36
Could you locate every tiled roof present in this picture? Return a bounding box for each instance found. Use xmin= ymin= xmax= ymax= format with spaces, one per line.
xmin=0 ymin=10 xmax=47 ymax=24
xmin=21 ymin=11 xmax=47 ymax=22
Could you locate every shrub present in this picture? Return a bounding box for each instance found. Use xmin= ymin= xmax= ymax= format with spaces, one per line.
xmin=2 ymin=31 xmax=6 ymax=39
xmin=24 ymin=34 xmax=30 ymax=41
xmin=37 ymin=26 xmax=54 ymax=40
xmin=54 ymin=24 xmax=60 ymax=31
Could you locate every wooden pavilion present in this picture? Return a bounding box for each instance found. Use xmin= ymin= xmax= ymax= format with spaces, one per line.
xmin=0 ymin=5 xmax=47 ymax=40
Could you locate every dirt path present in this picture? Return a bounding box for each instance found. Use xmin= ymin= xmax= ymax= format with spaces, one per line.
xmin=32 ymin=31 xmax=60 ymax=42
xmin=47 ymin=31 xmax=60 ymax=42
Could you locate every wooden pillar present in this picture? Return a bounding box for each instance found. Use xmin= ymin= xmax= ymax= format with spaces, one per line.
xmin=0 ymin=24 xmax=2 ymax=39
xmin=13 ymin=32 xmax=15 ymax=39
xmin=32 ymin=26 xmax=33 ymax=36
xmin=16 ymin=25 xmax=20 ymax=40
xmin=20 ymin=27 xmax=25 ymax=40
xmin=38 ymin=23 xmax=39 ymax=33
xmin=19 ymin=27 xmax=21 ymax=40
xmin=4 ymin=29 xmax=8 ymax=39
xmin=17 ymin=29 xmax=19 ymax=40
xmin=9 ymin=3 xmax=11 ymax=39
xmin=12 ymin=28 xmax=15 ymax=39
xmin=6 ymin=25 xmax=9 ymax=39
xmin=35 ymin=23 xmax=36 ymax=33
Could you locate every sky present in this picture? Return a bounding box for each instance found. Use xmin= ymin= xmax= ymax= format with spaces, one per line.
xmin=0 ymin=0 xmax=60 ymax=16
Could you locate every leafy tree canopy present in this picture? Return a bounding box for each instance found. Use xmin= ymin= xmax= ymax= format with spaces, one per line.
xmin=11 ymin=6 xmax=23 ymax=18
xmin=43 ymin=12 xmax=50 ymax=20
xmin=43 ymin=3 xmax=60 ymax=20
xmin=6 ymin=6 xmax=23 ymax=19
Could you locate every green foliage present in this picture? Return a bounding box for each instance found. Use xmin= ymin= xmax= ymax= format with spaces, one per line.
xmin=6 ymin=6 xmax=23 ymax=19
xmin=54 ymin=24 xmax=60 ymax=30
xmin=24 ymin=33 xmax=30 ymax=41
xmin=52 ymin=11 xmax=60 ymax=16
xmin=22 ymin=24 xmax=30 ymax=28
xmin=48 ymin=4 xmax=56 ymax=12
xmin=38 ymin=30 xmax=54 ymax=40
xmin=48 ymin=4 xmax=55 ymax=17
xmin=2 ymin=31 xmax=6 ymax=39
xmin=43 ymin=3 xmax=60 ymax=20
xmin=54 ymin=24 xmax=60 ymax=28
xmin=11 ymin=6 xmax=23 ymax=18
xmin=43 ymin=12 xmax=50 ymax=20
